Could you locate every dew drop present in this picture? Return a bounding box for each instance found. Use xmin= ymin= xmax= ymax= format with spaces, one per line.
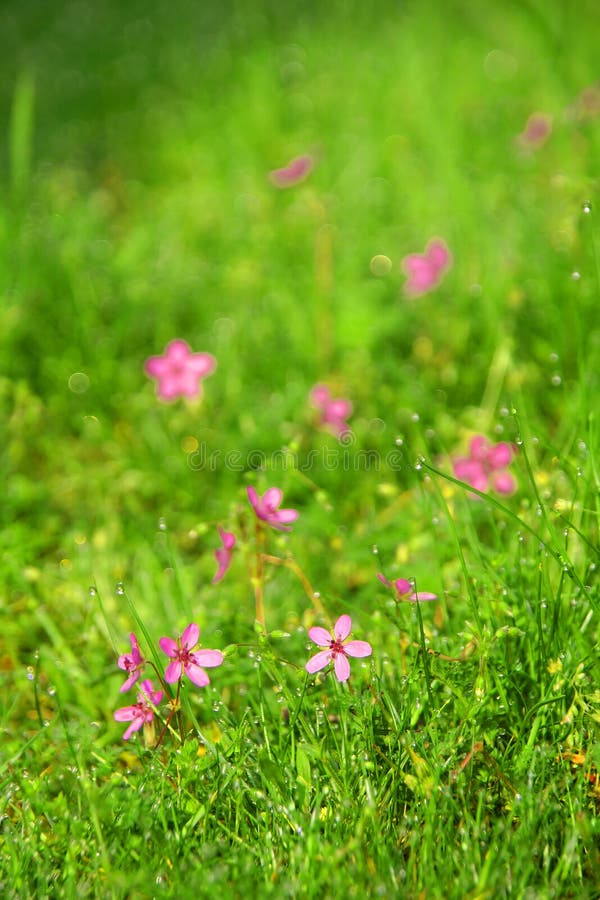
xmin=571 ymin=271 xmax=581 ymax=281
xmin=395 ymin=436 xmax=404 ymax=446
xmin=68 ymin=372 xmax=90 ymax=394
xmin=411 ymin=413 xmax=420 ymax=422
xmin=582 ymin=201 xmax=592 ymax=214
xmin=116 ymin=582 xmax=124 ymax=595
xmin=158 ymin=517 xmax=167 ymax=531
xmin=88 ymin=586 xmax=97 ymax=596
xmin=551 ymin=373 xmax=562 ymax=386
xmin=372 ymin=545 xmax=379 ymax=554
xmin=313 ymin=591 xmax=321 ymax=599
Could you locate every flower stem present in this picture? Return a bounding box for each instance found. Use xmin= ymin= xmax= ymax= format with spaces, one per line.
xmin=253 ymin=522 xmax=266 ymax=631
xmin=262 ymin=553 xmax=325 ymax=616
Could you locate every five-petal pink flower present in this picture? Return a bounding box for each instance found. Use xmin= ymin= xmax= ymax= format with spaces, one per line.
xmin=516 ymin=112 xmax=552 ymax=150
xmin=269 ymin=154 xmax=314 ymax=188
xmin=117 ymin=632 xmax=145 ymax=692
xmin=144 ymin=339 xmax=216 ymax=402
xmin=213 ymin=527 xmax=236 ymax=584
xmin=159 ymin=623 xmax=224 ymax=687
xmin=452 ymin=435 xmax=517 ymax=496
xmin=247 ymin=486 xmax=299 ymax=532
xmin=305 ymin=614 xmax=372 ymax=682
xmin=377 ymin=573 xmax=437 ymax=602
xmin=114 ymin=679 xmax=163 ymax=741
xmin=402 ymin=238 xmax=452 ymax=298
xmin=310 ymin=384 xmax=353 ymax=439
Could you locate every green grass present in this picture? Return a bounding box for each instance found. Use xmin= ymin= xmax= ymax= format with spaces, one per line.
xmin=1 ymin=0 xmax=599 ymax=896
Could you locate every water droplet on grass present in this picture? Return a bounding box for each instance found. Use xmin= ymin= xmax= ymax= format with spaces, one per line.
xmin=571 ymin=271 xmax=581 ymax=280
xmin=158 ymin=517 xmax=167 ymax=531
xmin=88 ymin=586 xmax=97 ymax=596
xmin=116 ymin=582 xmax=124 ymax=595
xmin=582 ymin=201 xmax=592 ymax=214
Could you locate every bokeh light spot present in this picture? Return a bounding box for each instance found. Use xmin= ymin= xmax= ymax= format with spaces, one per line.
xmin=68 ymin=372 xmax=90 ymax=393
xmin=370 ymin=254 xmax=392 ymax=276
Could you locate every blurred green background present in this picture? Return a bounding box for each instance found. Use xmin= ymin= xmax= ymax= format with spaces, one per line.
xmin=2 ymin=0 xmax=599 ymax=602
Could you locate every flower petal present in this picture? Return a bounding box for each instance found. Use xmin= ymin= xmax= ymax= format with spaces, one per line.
xmin=276 ymin=508 xmax=299 ymax=524
xmin=122 ymin=719 xmax=145 ymax=740
xmin=334 ymin=614 xmax=352 ymax=641
xmin=344 ymin=640 xmax=372 ymax=658
xmin=247 ymin=486 xmax=260 ymax=512
xmin=263 ymin=487 xmax=283 ymax=508
xmin=181 ymin=623 xmax=200 ymax=650
xmin=159 ymin=636 xmax=178 ymax=658
xmin=114 ymin=707 xmax=138 ymax=722
xmin=119 ymin=671 xmax=140 ymax=693
xmin=305 ymin=649 xmax=332 ymax=673
xmin=393 ymin=578 xmax=412 ymax=597
xmin=308 ymin=626 xmax=333 ymax=647
xmin=187 ymin=352 xmax=217 ymax=376
xmin=311 ymin=384 xmax=331 ymax=408
xmin=164 ymin=660 xmax=183 ymax=683
xmin=218 ymin=527 xmax=236 ymax=550
xmin=165 ymin=339 xmax=191 ymax=359
xmin=491 ymin=471 xmax=517 ymax=495
xmin=426 ymin=238 xmax=451 ymax=271
xmin=184 ymin=663 xmax=210 ymax=687
xmin=333 ymin=653 xmax=351 ymax=682
xmin=410 ymin=591 xmax=438 ymax=602
xmin=487 ymin=442 xmax=513 ymax=468
xmin=191 ymin=649 xmax=224 ymax=668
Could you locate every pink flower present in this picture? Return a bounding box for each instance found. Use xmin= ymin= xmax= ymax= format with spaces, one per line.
xmin=144 ymin=339 xmax=216 ymax=402
xmin=213 ymin=527 xmax=236 ymax=584
xmin=247 ymin=486 xmax=299 ymax=532
xmin=305 ymin=614 xmax=372 ymax=682
xmin=117 ymin=632 xmax=145 ymax=692
xmin=516 ymin=112 xmax=552 ymax=150
xmin=452 ymin=435 xmax=517 ymax=496
xmin=402 ymin=238 xmax=452 ymax=298
xmin=310 ymin=384 xmax=353 ymax=439
xmin=269 ymin=154 xmax=314 ymax=188
xmin=114 ymin=679 xmax=163 ymax=741
xmin=159 ymin=622 xmax=223 ymax=687
xmin=377 ymin=573 xmax=437 ymax=602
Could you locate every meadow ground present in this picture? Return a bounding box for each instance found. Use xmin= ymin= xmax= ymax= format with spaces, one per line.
xmin=1 ymin=1 xmax=599 ymax=897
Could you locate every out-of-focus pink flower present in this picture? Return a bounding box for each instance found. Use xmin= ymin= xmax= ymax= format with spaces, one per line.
xmin=377 ymin=573 xmax=437 ymax=602
xmin=310 ymin=384 xmax=353 ymax=439
xmin=114 ymin=679 xmax=163 ymax=741
xmin=213 ymin=527 xmax=236 ymax=584
xmin=305 ymin=614 xmax=372 ymax=682
xmin=144 ymin=339 xmax=216 ymax=402
xmin=452 ymin=435 xmax=517 ymax=496
xmin=402 ymin=238 xmax=452 ymax=298
xmin=516 ymin=112 xmax=552 ymax=150
xmin=117 ymin=632 xmax=145 ymax=693
xmin=247 ymin=486 xmax=298 ymax=532
xmin=569 ymin=83 xmax=600 ymax=122
xmin=269 ymin=154 xmax=314 ymax=188
xmin=159 ymin=623 xmax=224 ymax=687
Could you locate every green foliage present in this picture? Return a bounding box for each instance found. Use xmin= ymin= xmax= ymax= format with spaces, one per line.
xmin=1 ymin=0 xmax=599 ymax=896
